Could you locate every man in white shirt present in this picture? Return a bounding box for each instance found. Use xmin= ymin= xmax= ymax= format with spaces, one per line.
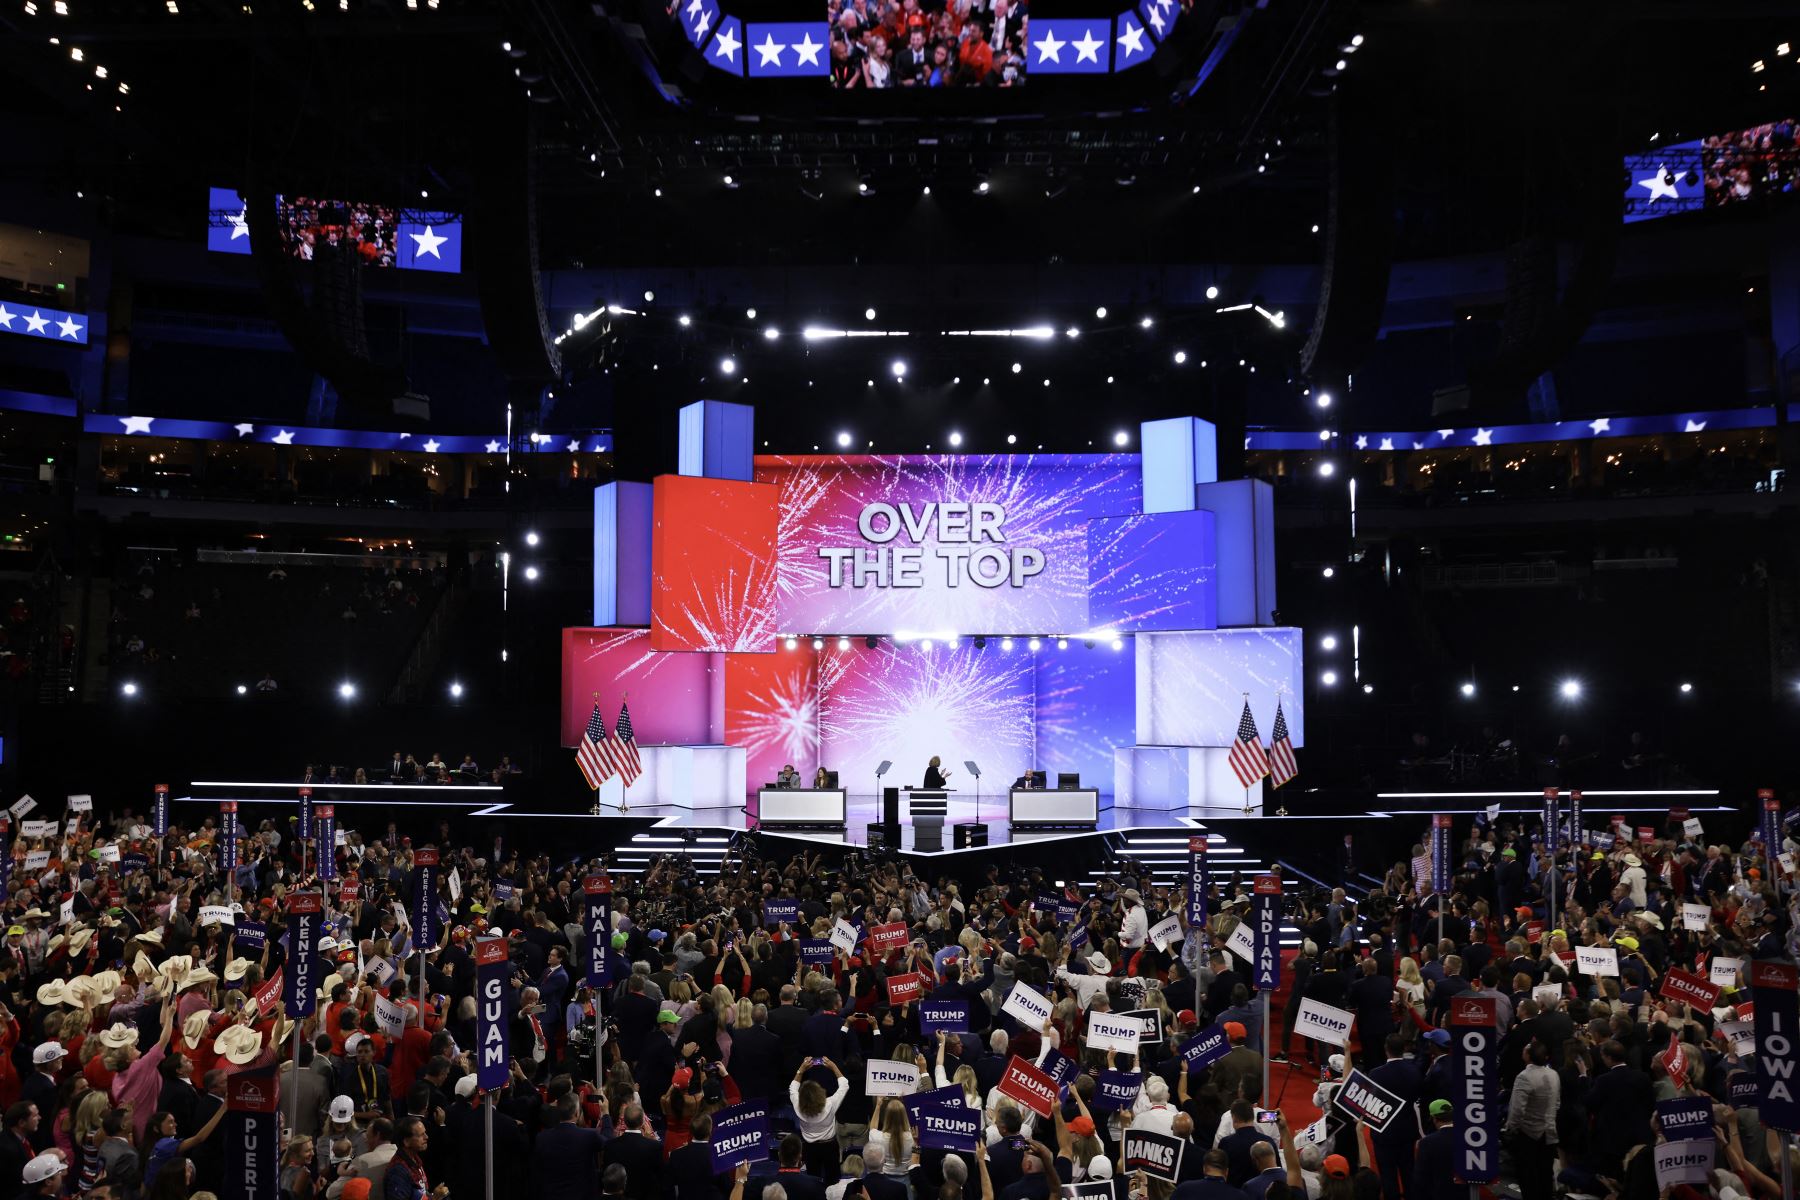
xmin=1118 ymin=890 xmax=1149 ymax=950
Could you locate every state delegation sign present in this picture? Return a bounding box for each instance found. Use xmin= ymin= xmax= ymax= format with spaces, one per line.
xmin=1450 ymin=994 xmax=1499 ymax=1184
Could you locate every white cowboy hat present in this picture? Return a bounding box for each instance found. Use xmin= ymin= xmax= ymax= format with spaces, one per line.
xmin=182 ymin=1009 xmax=213 ymax=1045
xmin=97 ymin=1023 xmax=138 ymax=1050
xmin=215 ymin=1024 xmax=263 ymax=1066
xmin=1622 ymin=853 xmax=1643 ymax=867
xmin=132 ymin=929 xmax=164 ymax=946
xmin=180 ymin=964 xmax=218 ymax=990
xmin=223 ymin=958 xmax=252 ymax=983
xmin=66 ymin=928 xmax=94 ymax=956
xmin=64 ymin=976 xmax=96 ymax=1006
xmin=35 ymin=980 xmax=69 ymax=1008
xmin=90 ymin=971 xmax=121 ymax=1006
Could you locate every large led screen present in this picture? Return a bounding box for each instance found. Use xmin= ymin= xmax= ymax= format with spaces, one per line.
xmin=752 ymin=454 xmax=1213 ymax=636
xmin=207 ymin=186 xmax=463 ymax=273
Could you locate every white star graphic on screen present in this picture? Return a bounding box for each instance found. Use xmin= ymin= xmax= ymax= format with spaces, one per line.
xmin=229 ymin=206 xmax=249 ymax=240
xmin=234 ymin=424 xmax=254 ymax=437
xmin=793 ymin=31 xmax=823 ymax=65
xmin=397 ymin=432 xmax=411 ymax=439
xmin=1072 ymin=28 xmax=1103 ymax=62
xmin=56 ymin=314 xmax=82 ymax=339
xmin=1436 ymin=428 xmax=1454 ymax=439
xmin=1379 ymin=437 xmax=1395 ymax=451
xmin=1473 ymin=428 xmax=1493 ymax=446
xmin=567 ymin=438 xmax=583 ymax=452
xmin=409 ymin=226 xmax=448 ymax=259
xmin=423 ymin=438 xmax=442 ymax=453
xmin=23 ymin=311 xmax=49 ymax=335
xmin=693 ymin=9 xmax=711 ymax=36
xmin=1117 ymin=19 xmax=1146 ymax=56
xmin=713 ymin=24 xmax=741 ymax=60
xmin=1684 ymin=419 xmax=1707 ymax=432
xmin=272 ymin=429 xmax=295 ymax=445
xmin=1589 ymin=418 xmax=1611 ymax=434
xmin=1144 ymin=7 xmax=1165 ymax=34
xmin=484 ymin=440 xmax=502 ymax=453
xmin=1034 ymin=28 xmax=1066 ymax=62
xmin=0 ymin=306 xmax=14 ymax=328
xmin=1412 ymin=441 xmax=1423 ymax=450
xmin=119 ymin=416 xmax=155 ymax=435
xmin=1354 ymin=435 xmax=1368 ymax=450
xmin=756 ymin=34 xmax=785 ymax=66
xmin=685 ymin=0 xmax=702 ymax=16
xmin=1637 ymin=166 xmax=1682 ymax=202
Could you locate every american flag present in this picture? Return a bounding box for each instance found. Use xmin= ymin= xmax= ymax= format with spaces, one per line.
xmin=1228 ymin=699 xmax=1269 ymax=789
xmin=611 ymin=701 xmax=643 ymax=787
xmin=1268 ymin=700 xmax=1298 ymax=787
xmin=576 ymin=703 xmax=616 ymax=790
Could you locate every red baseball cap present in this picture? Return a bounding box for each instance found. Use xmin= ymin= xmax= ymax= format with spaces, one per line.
xmin=1176 ymin=1009 xmax=1197 ymax=1025
xmin=1323 ymin=1156 xmax=1351 ymax=1179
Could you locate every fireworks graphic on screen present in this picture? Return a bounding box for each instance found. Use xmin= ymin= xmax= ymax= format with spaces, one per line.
xmin=819 ymin=640 xmax=1037 ymax=787
xmin=756 ymin=454 xmax=1149 ymax=635
xmin=731 ymin=656 xmax=822 ymax=770
xmin=1141 ymin=628 xmax=1305 ymax=748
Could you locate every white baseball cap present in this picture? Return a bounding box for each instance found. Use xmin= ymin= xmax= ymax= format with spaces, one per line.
xmin=22 ymin=1154 xmax=67 ymax=1185
xmin=31 ymin=1043 xmax=66 ymax=1066
xmin=454 ymin=1075 xmax=479 ymax=1099
xmin=329 ymin=1096 xmax=355 ymax=1124
xmin=344 ymin=1033 xmax=368 ymax=1054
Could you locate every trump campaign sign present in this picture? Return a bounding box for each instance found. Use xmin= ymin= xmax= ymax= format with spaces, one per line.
xmin=710 ymin=1102 xmax=771 ymax=1171
xmin=476 ymin=937 xmax=512 ymax=1090
xmin=1294 ymin=998 xmax=1355 ymax=1047
xmin=1178 ymin=1022 xmax=1232 ymax=1073
xmin=998 ymin=1055 xmax=1059 ymax=1118
xmin=1450 ymin=994 xmax=1499 ymax=1183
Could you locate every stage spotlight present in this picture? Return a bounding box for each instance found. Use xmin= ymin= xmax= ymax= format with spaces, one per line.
xmin=525 ymin=530 xmax=540 ymax=546
xmin=235 ymin=684 xmax=247 ymax=695
xmin=1461 ymin=682 xmax=1476 ymax=697
xmin=679 ymin=314 xmax=692 ymax=326
xmin=837 ymin=431 xmax=853 ymax=447
xmin=1322 ymin=566 xmax=1336 ymax=578
xmin=975 ymin=177 xmax=990 ymax=194
xmin=644 ymin=290 xmax=654 ymax=302
xmin=1139 ymin=316 xmax=1153 ymax=329
xmin=1206 ymin=286 xmax=1219 ymax=300
xmin=1559 ymin=679 xmax=1582 ymax=699
xmin=865 ymin=636 xmax=878 ymax=649
xmin=720 ymin=357 xmax=737 ymax=376
xmin=1316 ymin=392 xmax=1333 ymax=409
xmin=1679 ymin=681 xmax=1693 ymax=694
xmin=450 ymin=682 xmax=465 ymax=698
xmin=524 ymin=566 xmax=540 ymax=580
xmin=338 ymin=682 xmax=356 ymax=699
xmin=120 ymin=682 xmax=138 ymax=697
xmin=983 ymin=378 xmax=991 ymax=385
xmin=948 ymin=431 xmax=963 ymax=447
xmin=746 ymin=307 xmax=757 ymax=319
xmin=723 ymin=173 xmax=737 ymax=188
xmin=1107 ymin=376 xmax=1115 ymax=384
xmin=921 ymin=639 xmax=934 ymax=650
xmin=763 ymin=327 xmax=779 ymax=340
xmin=1318 ymin=461 xmax=1336 ymax=478
xmin=1363 ymin=683 xmax=1374 ymax=694
xmin=1095 ymin=306 xmax=1108 ymax=319
xmin=1173 ymin=350 xmax=1187 ymax=364
xmin=1007 ymin=434 xmax=1017 ymax=445
xmin=1320 ymin=635 xmax=1337 ymax=650
xmin=1028 ymin=637 xmax=1042 ymax=651
xmin=1056 ymin=638 xmax=1069 ymax=650
xmin=1011 ymin=362 xmax=1022 ymax=374
xmin=892 ymin=360 xmax=907 ymax=377
xmin=1000 ymin=638 xmax=1014 ymax=651
xmin=1111 ymin=638 xmax=1124 ymax=651
xmin=784 ymin=637 xmax=798 ymax=650
xmin=838 ymin=637 xmax=851 ymax=651
xmin=1511 ymin=685 xmax=1521 ymax=692
xmin=1321 ymin=670 xmax=1339 ymax=686
xmin=1113 ymin=431 xmax=1130 ymax=447
xmin=812 ymin=638 xmax=825 ymax=650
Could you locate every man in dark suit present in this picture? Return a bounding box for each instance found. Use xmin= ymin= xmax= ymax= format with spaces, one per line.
xmin=669 ymin=1113 xmax=732 ymax=1200
xmin=534 ymin=1093 xmax=610 ymax=1200
xmin=1366 ymin=1035 xmax=1424 ymax=1200
xmin=800 ymin=989 xmax=857 ymax=1070
xmin=1410 ymin=1102 xmax=1459 ymax=1200
xmin=637 ymin=1012 xmax=688 ymax=1108
xmin=762 ymin=1135 xmax=829 ymax=1200
xmin=984 ymin=1109 xmax=1028 ymax=1195
xmin=601 ymin=1103 xmax=666 ymax=1200
xmin=1216 ymin=1102 xmax=1275 ymax=1188
xmin=0 ymin=1102 xmax=39 ymax=1198
xmin=1203 ymin=951 xmax=1240 ymax=1023
xmin=730 ymin=1006 xmax=784 ymax=1107
xmin=1426 ymin=955 xmax=1469 ymax=1026
xmin=767 ymin=985 xmax=810 ymax=1083
xmin=970 ymin=1030 xmax=1010 ymax=1095
xmin=614 ymin=975 xmax=661 ymax=1066
xmin=18 ymin=1047 xmax=60 ymax=1151
xmin=1582 ymin=1039 xmax=1654 ymax=1176
xmin=859 ymin=1145 xmax=911 ymax=1200
xmin=1345 ymin=958 xmax=1395 ymax=1066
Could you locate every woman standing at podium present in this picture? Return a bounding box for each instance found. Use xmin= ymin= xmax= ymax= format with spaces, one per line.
xmin=922 ymin=756 xmax=951 ymax=789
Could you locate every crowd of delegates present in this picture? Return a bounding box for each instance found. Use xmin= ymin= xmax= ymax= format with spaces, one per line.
xmin=298 ymin=755 xmax=522 ymax=788
xmin=826 ymin=0 xmax=1029 ymax=88
xmin=0 ymin=800 xmax=1794 ymax=1200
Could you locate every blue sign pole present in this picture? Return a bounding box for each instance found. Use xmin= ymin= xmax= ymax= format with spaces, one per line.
xmin=1187 ymin=837 xmax=1209 ymax=927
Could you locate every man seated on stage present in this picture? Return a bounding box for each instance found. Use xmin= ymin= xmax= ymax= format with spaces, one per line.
xmin=1010 ymin=770 xmax=1038 ymax=789
xmin=922 ymin=756 xmax=951 ymax=789
xmin=776 ymin=764 xmax=801 ymax=788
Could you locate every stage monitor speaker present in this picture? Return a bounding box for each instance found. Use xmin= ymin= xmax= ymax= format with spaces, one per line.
xmin=882 ymin=786 xmax=901 ymax=845
xmin=954 ymin=823 xmax=989 ymax=849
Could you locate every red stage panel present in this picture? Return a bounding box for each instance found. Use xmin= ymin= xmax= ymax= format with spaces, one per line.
xmin=650 ymin=475 xmax=780 ymax=652
xmin=559 ymin=627 xmax=722 ymax=748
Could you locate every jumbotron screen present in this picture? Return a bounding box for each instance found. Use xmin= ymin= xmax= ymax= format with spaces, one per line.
xmin=206 ymin=187 xmax=462 ymax=273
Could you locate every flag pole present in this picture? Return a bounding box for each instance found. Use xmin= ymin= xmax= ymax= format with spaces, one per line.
xmin=618 ymin=691 xmax=631 ymax=814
